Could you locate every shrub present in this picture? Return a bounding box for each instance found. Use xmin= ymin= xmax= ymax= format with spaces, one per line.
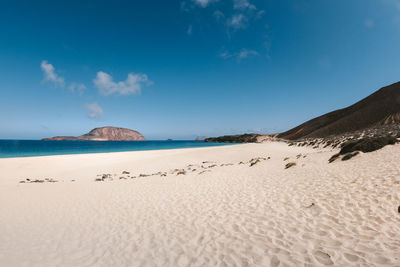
xmin=340 ymin=136 xmax=397 ymax=154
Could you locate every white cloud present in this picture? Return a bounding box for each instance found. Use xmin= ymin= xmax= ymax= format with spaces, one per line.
xmin=192 ymin=0 xmax=218 ymax=8
xmin=237 ymin=48 xmax=259 ymax=59
xmin=219 ymin=50 xmax=233 ymax=59
xmin=40 ymin=60 xmax=65 ymax=87
xmin=85 ymin=103 xmax=103 ymax=119
xmin=233 ymin=0 xmax=256 ymax=11
xmin=68 ymin=83 xmax=86 ymax=95
xmin=220 ymin=48 xmax=259 ymax=61
xmin=40 ymin=60 xmax=86 ymax=95
xmin=94 ymin=71 xmax=152 ymax=96
xmin=227 ymin=14 xmax=247 ymax=29
xmin=187 ymin=24 xmax=193 ymax=35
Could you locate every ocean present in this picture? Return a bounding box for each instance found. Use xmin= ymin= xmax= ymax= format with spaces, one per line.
xmin=0 ymin=140 xmax=229 ymax=158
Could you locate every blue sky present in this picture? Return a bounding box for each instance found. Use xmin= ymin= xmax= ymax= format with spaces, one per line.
xmin=1 ymin=0 xmax=400 ymax=139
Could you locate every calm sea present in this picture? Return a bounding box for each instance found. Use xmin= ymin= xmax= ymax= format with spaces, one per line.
xmin=0 ymin=140 xmax=229 ymax=158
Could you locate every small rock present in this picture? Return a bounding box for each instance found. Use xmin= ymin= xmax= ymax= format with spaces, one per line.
xmin=250 ymin=159 xmax=261 ymax=167
xmin=285 ymin=162 xmax=296 ymax=169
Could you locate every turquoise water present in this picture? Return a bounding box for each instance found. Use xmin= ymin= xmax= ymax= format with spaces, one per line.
xmin=0 ymin=140 xmax=229 ymax=158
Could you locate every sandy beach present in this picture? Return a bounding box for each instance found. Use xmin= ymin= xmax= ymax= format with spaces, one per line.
xmin=0 ymin=141 xmax=400 ymax=266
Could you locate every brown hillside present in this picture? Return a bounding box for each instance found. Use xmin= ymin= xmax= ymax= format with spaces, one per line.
xmin=278 ymin=82 xmax=400 ymax=140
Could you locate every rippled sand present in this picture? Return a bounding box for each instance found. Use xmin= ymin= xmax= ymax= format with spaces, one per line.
xmin=0 ymin=142 xmax=399 ymax=266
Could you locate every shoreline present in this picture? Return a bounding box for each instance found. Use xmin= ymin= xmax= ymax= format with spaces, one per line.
xmin=0 ymin=140 xmax=234 ymax=159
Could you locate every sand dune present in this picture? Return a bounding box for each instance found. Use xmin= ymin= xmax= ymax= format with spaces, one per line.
xmin=0 ymin=142 xmax=399 ymax=266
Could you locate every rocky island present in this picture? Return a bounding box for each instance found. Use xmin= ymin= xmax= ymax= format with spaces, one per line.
xmin=43 ymin=126 xmax=146 ymax=141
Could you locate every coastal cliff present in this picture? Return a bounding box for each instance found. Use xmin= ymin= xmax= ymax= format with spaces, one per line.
xmin=43 ymin=126 xmax=146 ymax=141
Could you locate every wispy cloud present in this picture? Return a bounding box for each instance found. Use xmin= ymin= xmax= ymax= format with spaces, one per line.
xmin=180 ymin=1 xmax=191 ymax=12
xmin=233 ymin=0 xmax=256 ymax=11
xmin=85 ymin=102 xmax=103 ymax=119
xmin=255 ymin=10 xmax=265 ymax=19
xmin=41 ymin=60 xmax=87 ymax=95
xmin=181 ymin=0 xmax=269 ymax=60
xmin=220 ymin=48 xmax=259 ymax=62
xmin=219 ymin=50 xmax=233 ymax=59
xmin=227 ymin=14 xmax=247 ymax=29
xmin=94 ymin=71 xmax=153 ymax=96
xmin=193 ymin=0 xmax=218 ymax=8
xmin=237 ymin=48 xmax=259 ymax=59
xmin=41 ymin=60 xmax=65 ymax=87
xmin=68 ymin=83 xmax=86 ymax=95
xmin=213 ymin=10 xmax=225 ymax=21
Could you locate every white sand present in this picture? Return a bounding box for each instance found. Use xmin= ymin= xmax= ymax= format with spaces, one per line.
xmin=0 ymin=142 xmax=399 ymax=266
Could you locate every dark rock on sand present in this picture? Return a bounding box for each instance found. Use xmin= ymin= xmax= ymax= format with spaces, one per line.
xmin=285 ymin=162 xmax=296 ymax=169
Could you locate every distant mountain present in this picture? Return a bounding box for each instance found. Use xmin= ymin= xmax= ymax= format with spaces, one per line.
xmin=278 ymin=82 xmax=400 ymax=140
xmin=43 ymin=126 xmax=146 ymax=141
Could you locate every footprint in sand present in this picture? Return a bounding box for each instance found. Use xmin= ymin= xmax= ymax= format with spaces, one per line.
xmin=314 ymin=250 xmax=334 ymax=265
xmin=344 ymin=253 xmax=359 ymax=262
xmin=270 ymin=255 xmax=280 ymax=267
